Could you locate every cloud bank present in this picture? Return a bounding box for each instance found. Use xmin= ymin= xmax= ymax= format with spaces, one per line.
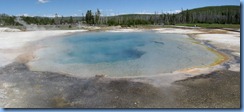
xmin=38 ymin=0 xmax=49 ymax=4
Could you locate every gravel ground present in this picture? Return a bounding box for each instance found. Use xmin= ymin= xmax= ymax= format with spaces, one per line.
xmin=174 ymin=70 xmax=240 ymax=108
xmin=0 ymin=63 xmax=240 ymax=108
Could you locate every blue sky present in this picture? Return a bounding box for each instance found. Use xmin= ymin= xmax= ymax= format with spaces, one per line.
xmin=0 ymin=0 xmax=240 ymax=17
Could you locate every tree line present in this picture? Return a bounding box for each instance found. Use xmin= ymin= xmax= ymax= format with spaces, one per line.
xmin=102 ymin=6 xmax=240 ymax=26
xmin=0 ymin=5 xmax=240 ymax=27
xmin=0 ymin=14 xmax=78 ymax=26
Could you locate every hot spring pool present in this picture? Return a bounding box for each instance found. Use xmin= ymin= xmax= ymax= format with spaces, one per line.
xmin=28 ymin=31 xmax=218 ymax=77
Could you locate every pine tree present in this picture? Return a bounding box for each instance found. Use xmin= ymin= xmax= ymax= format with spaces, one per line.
xmin=95 ymin=9 xmax=101 ymax=25
xmin=85 ymin=10 xmax=94 ymax=25
xmin=69 ymin=16 xmax=73 ymax=24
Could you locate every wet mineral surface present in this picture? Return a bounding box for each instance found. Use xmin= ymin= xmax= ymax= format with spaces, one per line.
xmin=0 ymin=63 xmax=240 ymax=108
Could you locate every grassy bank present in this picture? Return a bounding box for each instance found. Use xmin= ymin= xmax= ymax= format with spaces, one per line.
xmin=176 ymin=23 xmax=240 ymax=29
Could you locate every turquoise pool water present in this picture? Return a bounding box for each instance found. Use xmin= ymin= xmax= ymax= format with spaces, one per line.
xmin=29 ymin=31 xmax=218 ymax=77
xmin=62 ymin=32 xmax=148 ymax=64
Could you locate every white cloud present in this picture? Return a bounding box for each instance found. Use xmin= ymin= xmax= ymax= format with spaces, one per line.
xmin=137 ymin=10 xmax=154 ymax=14
xmin=73 ymin=14 xmax=78 ymax=16
xmin=134 ymin=10 xmax=182 ymax=15
xmin=38 ymin=0 xmax=49 ymax=4
xmin=164 ymin=10 xmax=181 ymax=14
xmin=43 ymin=14 xmax=56 ymax=17
xmin=22 ymin=14 xmax=30 ymax=17
xmin=16 ymin=13 xmax=33 ymax=17
xmin=99 ymin=9 xmax=115 ymax=16
xmin=109 ymin=13 xmax=115 ymax=16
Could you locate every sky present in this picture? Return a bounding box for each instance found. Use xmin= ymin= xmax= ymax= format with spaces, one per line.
xmin=0 ymin=0 xmax=240 ymax=17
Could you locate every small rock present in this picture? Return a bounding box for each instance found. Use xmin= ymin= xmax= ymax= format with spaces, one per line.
xmin=95 ymin=74 xmax=106 ymax=78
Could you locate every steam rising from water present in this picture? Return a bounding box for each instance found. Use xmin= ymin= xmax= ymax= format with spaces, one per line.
xmin=15 ymin=17 xmax=46 ymax=31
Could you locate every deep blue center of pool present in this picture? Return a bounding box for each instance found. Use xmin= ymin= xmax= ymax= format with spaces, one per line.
xmin=62 ymin=32 xmax=154 ymax=64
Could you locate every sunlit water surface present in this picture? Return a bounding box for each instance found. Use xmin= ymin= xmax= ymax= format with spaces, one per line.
xmin=28 ymin=32 xmax=218 ymax=77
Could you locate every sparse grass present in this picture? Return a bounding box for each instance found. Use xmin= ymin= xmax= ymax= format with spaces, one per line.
xmin=134 ymin=25 xmax=174 ymax=29
xmin=176 ymin=23 xmax=240 ymax=29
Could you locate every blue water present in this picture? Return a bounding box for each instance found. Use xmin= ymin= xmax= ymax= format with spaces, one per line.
xmin=30 ymin=31 xmax=218 ymax=77
xmin=62 ymin=32 xmax=150 ymax=64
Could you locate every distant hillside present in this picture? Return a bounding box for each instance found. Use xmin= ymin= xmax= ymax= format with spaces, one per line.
xmin=185 ymin=5 xmax=240 ymax=13
xmin=103 ymin=5 xmax=240 ymax=26
xmin=115 ymin=6 xmax=240 ymax=17
xmin=179 ymin=5 xmax=240 ymax=24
